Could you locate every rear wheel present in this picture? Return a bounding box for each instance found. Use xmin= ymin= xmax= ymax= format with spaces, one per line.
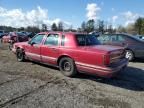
xmin=125 ymin=50 xmax=134 ymax=61
xmin=59 ymin=57 xmax=77 ymax=77
xmin=16 ymin=49 xmax=25 ymax=62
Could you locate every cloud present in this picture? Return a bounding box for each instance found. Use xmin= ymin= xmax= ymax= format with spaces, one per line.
xmin=112 ymin=15 xmax=118 ymax=23
xmin=100 ymin=2 xmax=104 ymax=6
xmin=109 ymin=11 xmax=143 ymax=27
xmin=122 ymin=11 xmax=141 ymax=26
xmin=86 ymin=3 xmax=101 ymax=20
xmin=111 ymin=8 xmax=115 ymax=11
xmin=0 ymin=6 xmax=71 ymax=28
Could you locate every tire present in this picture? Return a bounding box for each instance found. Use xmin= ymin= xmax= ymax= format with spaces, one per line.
xmin=9 ymin=43 xmax=13 ymax=50
xmin=1 ymin=39 xmax=2 ymax=43
xmin=59 ymin=57 xmax=77 ymax=77
xmin=16 ymin=49 xmax=25 ymax=62
xmin=125 ymin=50 xmax=134 ymax=61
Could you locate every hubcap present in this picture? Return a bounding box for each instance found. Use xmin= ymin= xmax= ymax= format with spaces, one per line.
xmin=63 ymin=61 xmax=71 ymax=71
xmin=17 ymin=52 xmax=22 ymax=59
xmin=125 ymin=51 xmax=132 ymax=60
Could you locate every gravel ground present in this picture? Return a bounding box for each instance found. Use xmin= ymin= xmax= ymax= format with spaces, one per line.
xmin=0 ymin=42 xmax=144 ymax=108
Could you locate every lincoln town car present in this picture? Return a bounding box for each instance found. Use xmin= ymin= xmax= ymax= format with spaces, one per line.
xmin=12 ymin=32 xmax=128 ymax=77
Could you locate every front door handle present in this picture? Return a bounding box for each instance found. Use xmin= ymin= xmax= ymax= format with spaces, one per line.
xmin=50 ymin=48 xmax=57 ymax=51
xmin=34 ymin=45 xmax=40 ymax=48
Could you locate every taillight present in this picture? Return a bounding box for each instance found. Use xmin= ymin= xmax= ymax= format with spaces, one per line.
xmin=103 ymin=55 xmax=110 ymax=65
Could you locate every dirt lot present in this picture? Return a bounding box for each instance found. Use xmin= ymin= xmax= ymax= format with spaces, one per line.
xmin=0 ymin=42 xmax=144 ymax=108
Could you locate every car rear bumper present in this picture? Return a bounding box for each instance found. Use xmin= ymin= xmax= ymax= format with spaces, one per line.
xmin=76 ymin=58 xmax=129 ymax=78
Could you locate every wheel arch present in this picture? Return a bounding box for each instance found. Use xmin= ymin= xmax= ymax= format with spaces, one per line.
xmin=57 ymin=55 xmax=74 ymax=66
xmin=16 ymin=47 xmax=25 ymax=53
xmin=125 ymin=48 xmax=135 ymax=57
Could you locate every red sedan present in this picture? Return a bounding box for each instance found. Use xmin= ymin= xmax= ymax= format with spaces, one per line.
xmin=12 ymin=32 xmax=128 ymax=78
xmin=1 ymin=34 xmax=10 ymax=43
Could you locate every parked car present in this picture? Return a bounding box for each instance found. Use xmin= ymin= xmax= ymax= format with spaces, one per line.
xmin=136 ymin=35 xmax=144 ymax=40
xmin=12 ymin=32 xmax=128 ymax=78
xmin=0 ymin=30 xmax=5 ymax=38
xmin=97 ymin=33 xmax=144 ymax=61
xmin=1 ymin=33 xmax=10 ymax=43
xmin=9 ymin=32 xmax=29 ymax=50
xmin=27 ymin=32 xmax=36 ymax=38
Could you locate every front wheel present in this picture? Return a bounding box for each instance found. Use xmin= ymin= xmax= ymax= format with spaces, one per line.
xmin=125 ymin=50 xmax=134 ymax=61
xmin=59 ymin=57 xmax=77 ymax=77
xmin=16 ymin=49 xmax=25 ymax=62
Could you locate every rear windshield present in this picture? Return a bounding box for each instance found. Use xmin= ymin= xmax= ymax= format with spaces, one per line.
xmin=76 ymin=34 xmax=101 ymax=46
xmin=131 ymin=36 xmax=144 ymax=42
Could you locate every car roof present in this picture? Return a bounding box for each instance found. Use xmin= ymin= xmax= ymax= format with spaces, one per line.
xmin=102 ymin=33 xmax=132 ymax=36
xmin=38 ymin=32 xmax=88 ymax=36
xmin=102 ymin=33 xmax=144 ymax=42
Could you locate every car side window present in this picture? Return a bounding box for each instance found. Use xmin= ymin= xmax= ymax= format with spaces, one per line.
xmin=97 ymin=35 xmax=111 ymax=43
xmin=111 ymin=35 xmax=118 ymax=42
xmin=117 ymin=35 xmax=125 ymax=42
xmin=30 ymin=34 xmax=44 ymax=44
xmin=44 ymin=34 xmax=59 ymax=46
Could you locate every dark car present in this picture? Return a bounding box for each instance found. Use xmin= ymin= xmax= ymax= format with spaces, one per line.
xmin=136 ymin=35 xmax=144 ymax=40
xmin=9 ymin=32 xmax=29 ymax=50
xmin=0 ymin=30 xmax=5 ymax=38
xmin=27 ymin=32 xmax=36 ymax=38
xmin=97 ymin=33 xmax=144 ymax=61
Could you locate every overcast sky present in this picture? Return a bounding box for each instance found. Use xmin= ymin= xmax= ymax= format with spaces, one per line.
xmin=0 ymin=0 xmax=143 ymax=28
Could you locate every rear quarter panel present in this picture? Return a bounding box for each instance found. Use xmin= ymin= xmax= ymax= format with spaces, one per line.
xmin=58 ymin=47 xmax=104 ymax=66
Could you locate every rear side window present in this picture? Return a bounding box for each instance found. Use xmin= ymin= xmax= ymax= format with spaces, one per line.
xmin=76 ymin=34 xmax=100 ymax=46
xmin=61 ymin=35 xmax=65 ymax=46
xmin=111 ymin=35 xmax=117 ymax=42
xmin=117 ymin=35 xmax=125 ymax=42
xmin=44 ymin=34 xmax=59 ymax=46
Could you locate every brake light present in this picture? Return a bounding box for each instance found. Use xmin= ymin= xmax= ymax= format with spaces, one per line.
xmin=103 ymin=55 xmax=110 ymax=65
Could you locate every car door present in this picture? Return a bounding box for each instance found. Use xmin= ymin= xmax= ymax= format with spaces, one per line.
xmin=41 ymin=34 xmax=60 ymax=65
xmin=25 ymin=34 xmax=45 ymax=61
xmin=110 ymin=34 xmax=126 ymax=47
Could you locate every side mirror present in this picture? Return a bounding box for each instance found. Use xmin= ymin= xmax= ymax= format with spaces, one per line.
xmin=28 ymin=41 xmax=36 ymax=46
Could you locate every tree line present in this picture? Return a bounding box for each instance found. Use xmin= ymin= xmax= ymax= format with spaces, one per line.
xmin=0 ymin=17 xmax=144 ymax=35
xmin=79 ymin=19 xmax=115 ymax=34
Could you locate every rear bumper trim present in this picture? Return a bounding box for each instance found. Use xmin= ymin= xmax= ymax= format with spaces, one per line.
xmin=76 ymin=59 xmax=128 ymax=77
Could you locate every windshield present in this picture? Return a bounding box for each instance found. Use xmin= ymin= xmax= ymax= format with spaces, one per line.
xmin=76 ymin=34 xmax=101 ymax=46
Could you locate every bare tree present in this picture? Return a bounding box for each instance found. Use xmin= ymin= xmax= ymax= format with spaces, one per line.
xmin=51 ymin=23 xmax=57 ymax=31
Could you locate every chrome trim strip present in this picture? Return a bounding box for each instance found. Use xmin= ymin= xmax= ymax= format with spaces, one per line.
xmin=77 ymin=65 xmax=115 ymax=73
xmin=26 ymin=52 xmax=40 ymax=58
xmin=76 ymin=60 xmax=128 ymax=73
xmin=111 ymin=55 xmax=122 ymax=60
xmin=42 ymin=55 xmax=57 ymax=61
xmin=25 ymin=52 xmax=57 ymax=61
xmin=75 ymin=62 xmax=110 ymax=70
